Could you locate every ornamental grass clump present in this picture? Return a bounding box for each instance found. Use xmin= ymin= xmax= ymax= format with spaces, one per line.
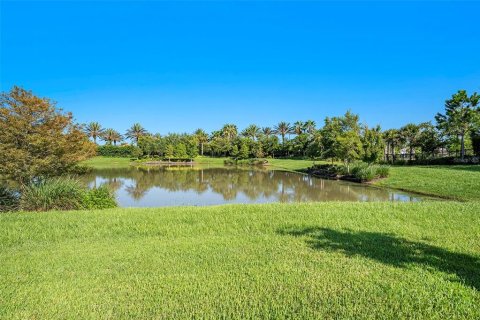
xmin=19 ymin=177 xmax=117 ymax=211
xmin=19 ymin=177 xmax=87 ymax=211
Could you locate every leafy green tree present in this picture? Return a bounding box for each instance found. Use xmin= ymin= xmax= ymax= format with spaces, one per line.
xmin=418 ymin=122 xmax=443 ymax=156
xmin=126 ymin=123 xmax=147 ymax=145
xmin=291 ymin=133 xmax=309 ymax=156
xmin=230 ymin=145 xmax=239 ymax=159
xmin=174 ymin=143 xmax=188 ymax=159
xmin=435 ymin=90 xmax=480 ymax=159
xmin=185 ymin=135 xmax=199 ymax=161
xmin=260 ymin=136 xmax=279 ymax=158
xmin=400 ymin=123 xmax=423 ymax=160
xmin=336 ymin=131 xmax=363 ymax=172
xmin=362 ymin=125 xmax=385 ymax=163
xmin=239 ymin=142 xmax=250 ymax=160
xmin=85 ymin=122 xmax=104 ymax=144
xmin=165 ymin=144 xmax=174 ymax=161
xmin=0 ymin=86 xmax=96 ymax=183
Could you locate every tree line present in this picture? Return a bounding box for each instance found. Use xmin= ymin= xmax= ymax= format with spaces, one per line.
xmin=1 ymin=85 xmax=478 ymax=186
xmin=86 ymin=89 xmax=480 ymax=164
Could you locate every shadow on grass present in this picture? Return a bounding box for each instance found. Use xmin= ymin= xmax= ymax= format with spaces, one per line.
xmin=278 ymin=227 xmax=480 ymax=290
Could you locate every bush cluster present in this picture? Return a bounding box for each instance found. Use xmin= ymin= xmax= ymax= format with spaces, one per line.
xmin=309 ymin=162 xmax=390 ymax=182
xmin=224 ymin=159 xmax=268 ymax=166
xmin=348 ymin=163 xmax=390 ymax=181
xmin=17 ymin=177 xmax=117 ymax=212
xmin=97 ymin=145 xmax=140 ymax=157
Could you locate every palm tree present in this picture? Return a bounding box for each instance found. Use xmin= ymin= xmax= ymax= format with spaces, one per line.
xmin=221 ymin=124 xmax=238 ymax=141
xmin=126 ymin=123 xmax=147 ymax=145
xmin=102 ymin=129 xmax=123 ymax=146
xmin=242 ymin=124 xmax=261 ymax=141
xmin=85 ymin=122 xmax=104 ymax=144
xmin=194 ymin=128 xmax=209 ymax=156
xmin=304 ymin=120 xmax=316 ymax=135
xmin=274 ymin=122 xmax=292 ymax=145
xmin=293 ymin=121 xmax=304 ymax=135
xmin=262 ymin=127 xmax=273 ymax=138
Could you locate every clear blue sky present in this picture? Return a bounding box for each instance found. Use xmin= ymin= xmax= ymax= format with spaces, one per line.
xmin=1 ymin=1 xmax=479 ymax=134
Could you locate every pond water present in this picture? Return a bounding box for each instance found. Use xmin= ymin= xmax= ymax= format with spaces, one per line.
xmin=81 ymin=166 xmax=423 ymax=207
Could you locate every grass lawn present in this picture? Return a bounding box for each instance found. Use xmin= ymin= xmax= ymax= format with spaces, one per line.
xmin=1 ymin=202 xmax=479 ymax=319
xmin=375 ymin=165 xmax=480 ymax=201
xmin=81 ymin=156 xmax=133 ymax=169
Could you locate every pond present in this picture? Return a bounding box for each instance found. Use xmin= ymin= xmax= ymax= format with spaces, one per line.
xmin=81 ymin=166 xmax=423 ymax=207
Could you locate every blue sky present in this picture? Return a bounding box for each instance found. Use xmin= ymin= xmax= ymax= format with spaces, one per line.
xmin=1 ymin=1 xmax=479 ymax=135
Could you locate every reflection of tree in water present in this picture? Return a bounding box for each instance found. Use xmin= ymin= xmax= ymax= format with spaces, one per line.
xmin=80 ymin=166 xmax=415 ymax=203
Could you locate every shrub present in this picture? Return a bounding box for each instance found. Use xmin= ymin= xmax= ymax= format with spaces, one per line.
xmin=224 ymin=159 xmax=236 ymax=166
xmin=82 ymin=186 xmax=117 ymax=209
xmin=0 ymin=185 xmax=19 ymax=212
xmin=376 ymin=165 xmax=390 ymax=178
xmin=354 ymin=166 xmax=376 ymax=181
xmin=97 ymin=145 xmax=140 ymax=157
xmin=344 ymin=162 xmax=390 ymax=181
xmin=20 ymin=177 xmax=86 ymax=211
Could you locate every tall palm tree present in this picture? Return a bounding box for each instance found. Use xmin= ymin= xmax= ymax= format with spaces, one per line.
xmin=85 ymin=122 xmax=104 ymax=144
xmin=221 ymin=124 xmax=238 ymax=141
xmin=126 ymin=123 xmax=147 ymax=145
xmin=102 ymin=129 xmax=123 ymax=146
xmin=274 ymin=122 xmax=292 ymax=145
xmin=194 ymin=128 xmax=209 ymax=156
xmin=242 ymin=124 xmax=261 ymax=141
xmin=262 ymin=127 xmax=273 ymax=138
xmin=304 ymin=120 xmax=316 ymax=135
xmin=293 ymin=121 xmax=304 ymax=135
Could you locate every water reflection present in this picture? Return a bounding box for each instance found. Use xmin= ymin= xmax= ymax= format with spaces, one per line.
xmin=80 ymin=167 xmax=422 ymax=207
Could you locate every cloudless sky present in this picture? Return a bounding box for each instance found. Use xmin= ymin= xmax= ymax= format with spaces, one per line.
xmin=1 ymin=1 xmax=479 ymax=135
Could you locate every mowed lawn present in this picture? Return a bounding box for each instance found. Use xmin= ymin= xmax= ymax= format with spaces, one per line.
xmin=375 ymin=165 xmax=480 ymax=201
xmin=1 ymin=202 xmax=479 ymax=319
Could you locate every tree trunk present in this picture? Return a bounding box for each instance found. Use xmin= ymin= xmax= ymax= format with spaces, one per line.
xmin=200 ymin=143 xmax=204 ymax=156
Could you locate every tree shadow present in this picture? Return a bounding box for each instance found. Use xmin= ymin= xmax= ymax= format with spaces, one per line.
xmin=278 ymin=226 xmax=480 ymax=290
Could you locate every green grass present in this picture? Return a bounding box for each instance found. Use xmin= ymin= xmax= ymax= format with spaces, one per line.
xmin=81 ymin=156 xmax=133 ymax=169
xmin=1 ymin=202 xmax=479 ymax=319
xmin=82 ymin=156 xmax=316 ymax=171
xmin=375 ymin=165 xmax=480 ymax=201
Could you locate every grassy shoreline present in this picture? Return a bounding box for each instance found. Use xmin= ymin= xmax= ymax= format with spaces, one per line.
xmin=1 ymin=202 xmax=479 ymax=319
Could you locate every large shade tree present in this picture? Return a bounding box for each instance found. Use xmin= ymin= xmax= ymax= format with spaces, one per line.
xmin=435 ymin=90 xmax=479 ymax=159
xmin=0 ymin=86 xmax=96 ymax=183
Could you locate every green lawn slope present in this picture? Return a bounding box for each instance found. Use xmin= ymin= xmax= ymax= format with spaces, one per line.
xmin=1 ymin=202 xmax=479 ymax=319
